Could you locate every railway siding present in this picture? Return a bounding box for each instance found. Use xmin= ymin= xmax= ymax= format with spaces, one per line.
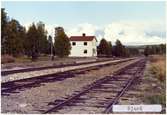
xmin=2 ymin=58 xmax=136 ymax=83
xmin=1 ymin=58 xmax=142 ymax=113
xmin=44 ymin=58 xmax=146 ymax=114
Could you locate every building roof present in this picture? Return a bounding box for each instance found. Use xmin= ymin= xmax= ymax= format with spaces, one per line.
xmin=69 ymin=34 xmax=97 ymax=42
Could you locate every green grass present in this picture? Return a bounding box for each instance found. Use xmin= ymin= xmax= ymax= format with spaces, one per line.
xmin=13 ymin=55 xmax=52 ymax=63
xmin=144 ymin=94 xmax=166 ymax=105
xmin=142 ymin=55 xmax=166 ymax=111
xmin=14 ymin=56 xmax=31 ymax=63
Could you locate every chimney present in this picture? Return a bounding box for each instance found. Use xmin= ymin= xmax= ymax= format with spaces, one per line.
xmin=82 ymin=33 xmax=86 ymax=37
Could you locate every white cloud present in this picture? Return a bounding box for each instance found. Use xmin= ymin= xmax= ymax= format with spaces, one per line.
xmin=66 ymin=23 xmax=99 ymax=36
xmin=23 ymin=22 xmax=32 ymax=30
xmin=23 ymin=21 xmax=166 ymax=45
xmin=103 ymin=21 xmax=166 ymax=45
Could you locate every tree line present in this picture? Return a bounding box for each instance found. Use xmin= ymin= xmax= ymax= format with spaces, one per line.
xmin=97 ymin=38 xmax=140 ymax=57
xmin=144 ymin=44 xmax=166 ymax=56
xmin=98 ymin=38 xmax=166 ymax=57
xmin=1 ymin=8 xmax=51 ymax=60
xmin=1 ymin=8 xmax=71 ymax=60
xmin=1 ymin=8 xmax=166 ymax=61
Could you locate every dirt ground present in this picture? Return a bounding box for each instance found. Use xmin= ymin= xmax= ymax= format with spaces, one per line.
xmin=1 ymin=58 xmax=139 ymax=114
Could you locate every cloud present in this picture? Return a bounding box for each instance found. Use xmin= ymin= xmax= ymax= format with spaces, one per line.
xmin=66 ymin=23 xmax=105 ymax=44
xmin=23 ymin=21 xmax=166 ymax=45
xmin=103 ymin=21 xmax=166 ymax=45
xmin=23 ymin=22 xmax=32 ymax=30
xmin=66 ymin=23 xmax=99 ymax=36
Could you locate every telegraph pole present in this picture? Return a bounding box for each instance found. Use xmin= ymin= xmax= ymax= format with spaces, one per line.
xmin=48 ymin=35 xmax=54 ymax=60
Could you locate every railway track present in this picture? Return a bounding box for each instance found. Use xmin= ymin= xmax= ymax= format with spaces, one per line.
xmin=1 ymin=58 xmax=136 ymax=94
xmin=43 ymin=58 xmax=146 ymax=114
xmin=1 ymin=58 xmax=112 ymax=76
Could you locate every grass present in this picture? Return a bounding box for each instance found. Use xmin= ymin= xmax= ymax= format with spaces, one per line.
xmin=142 ymin=55 xmax=166 ymax=111
xmin=2 ymin=55 xmax=52 ymax=64
xmin=1 ymin=55 xmax=15 ymax=64
xmin=144 ymin=94 xmax=166 ymax=105
xmin=14 ymin=56 xmax=32 ymax=63
xmin=149 ymin=55 xmax=166 ymax=82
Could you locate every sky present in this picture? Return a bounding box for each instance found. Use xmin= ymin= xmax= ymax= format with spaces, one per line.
xmin=2 ymin=1 xmax=166 ymax=45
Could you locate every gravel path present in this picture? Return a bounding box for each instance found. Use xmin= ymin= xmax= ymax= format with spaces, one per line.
xmin=1 ymin=58 xmax=140 ymax=114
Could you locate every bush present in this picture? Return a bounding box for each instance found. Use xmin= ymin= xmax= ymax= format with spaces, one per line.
xmin=1 ymin=55 xmax=15 ymax=64
xmin=149 ymin=56 xmax=158 ymax=62
xmin=150 ymin=61 xmax=166 ymax=82
xmin=145 ymin=94 xmax=166 ymax=105
xmin=149 ymin=55 xmax=165 ymax=63
xmin=151 ymin=66 xmax=165 ymax=82
xmin=149 ymin=55 xmax=166 ymax=82
xmin=143 ymin=55 xmax=166 ymax=113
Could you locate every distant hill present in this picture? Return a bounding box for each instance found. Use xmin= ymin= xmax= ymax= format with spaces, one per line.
xmin=126 ymin=43 xmax=166 ymax=49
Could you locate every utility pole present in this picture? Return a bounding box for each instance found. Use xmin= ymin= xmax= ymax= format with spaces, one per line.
xmin=48 ymin=35 xmax=54 ymax=60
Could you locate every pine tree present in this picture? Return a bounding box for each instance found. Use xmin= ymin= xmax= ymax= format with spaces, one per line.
xmin=36 ymin=21 xmax=48 ymax=54
xmin=98 ymin=38 xmax=110 ymax=56
xmin=128 ymin=48 xmax=139 ymax=56
xmin=1 ymin=8 xmax=8 ymax=54
xmin=113 ymin=39 xmax=129 ymax=57
xmin=26 ymin=23 xmax=39 ymax=60
xmin=1 ymin=9 xmax=26 ymax=57
xmin=54 ymin=27 xmax=71 ymax=58
xmin=5 ymin=19 xmax=25 ymax=57
xmin=144 ymin=46 xmax=150 ymax=56
xmin=114 ymin=39 xmax=123 ymax=57
xmin=160 ymin=44 xmax=166 ymax=54
xmin=108 ymin=41 xmax=112 ymax=56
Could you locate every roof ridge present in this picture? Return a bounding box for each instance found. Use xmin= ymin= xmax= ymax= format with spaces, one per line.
xmin=69 ymin=36 xmax=96 ymax=41
xmin=70 ymin=36 xmax=95 ymax=37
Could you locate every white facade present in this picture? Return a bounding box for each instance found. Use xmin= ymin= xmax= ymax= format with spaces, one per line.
xmin=69 ymin=38 xmax=97 ymax=57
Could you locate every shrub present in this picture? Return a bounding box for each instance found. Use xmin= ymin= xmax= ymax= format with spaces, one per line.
xmin=1 ymin=55 xmax=15 ymax=64
xmin=149 ymin=55 xmax=166 ymax=82
xmin=149 ymin=55 xmax=165 ymax=63
xmin=144 ymin=94 xmax=166 ymax=105
xmin=150 ymin=60 xmax=166 ymax=82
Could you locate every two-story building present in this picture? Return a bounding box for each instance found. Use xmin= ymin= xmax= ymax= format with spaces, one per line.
xmin=69 ymin=33 xmax=97 ymax=57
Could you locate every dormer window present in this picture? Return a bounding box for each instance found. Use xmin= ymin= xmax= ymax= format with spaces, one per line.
xmin=72 ymin=42 xmax=76 ymax=46
xmin=84 ymin=42 xmax=87 ymax=46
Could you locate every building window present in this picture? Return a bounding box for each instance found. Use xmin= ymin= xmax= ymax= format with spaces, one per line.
xmin=84 ymin=50 xmax=87 ymax=54
xmin=72 ymin=42 xmax=76 ymax=46
xmin=84 ymin=42 xmax=87 ymax=46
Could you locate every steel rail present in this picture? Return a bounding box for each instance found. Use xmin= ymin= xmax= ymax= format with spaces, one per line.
xmin=43 ymin=58 xmax=145 ymax=114
xmin=1 ymin=58 xmax=136 ymax=93
xmin=104 ymin=60 xmax=146 ymax=113
xmin=1 ymin=58 xmax=115 ymax=76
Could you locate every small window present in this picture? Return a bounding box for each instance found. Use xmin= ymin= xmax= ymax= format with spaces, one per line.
xmin=84 ymin=42 xmax=87 ymax=46
xmin=72 ymin=42 xmax=76 ymax=46
xmin=84 ymin=50 xmax=87 ymax=54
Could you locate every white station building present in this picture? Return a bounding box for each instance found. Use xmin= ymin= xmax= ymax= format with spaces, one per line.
xmin=69 ymin=33 xmax=97 ymax=57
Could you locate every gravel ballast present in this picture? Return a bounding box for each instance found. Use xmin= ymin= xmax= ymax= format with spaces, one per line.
xmin=1 ymin=58 xmax=140 ymax=113
xmin=2 ymin=58 xmax=134 ymax=83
